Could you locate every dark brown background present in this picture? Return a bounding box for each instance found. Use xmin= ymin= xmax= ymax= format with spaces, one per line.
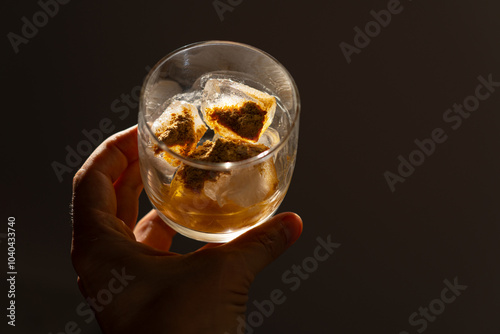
xmin=2 ymin=0 xmax=499 ymax=333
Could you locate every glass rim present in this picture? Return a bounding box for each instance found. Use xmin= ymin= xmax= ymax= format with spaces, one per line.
xmin=139 ymin=40 xmax=301 ymax=171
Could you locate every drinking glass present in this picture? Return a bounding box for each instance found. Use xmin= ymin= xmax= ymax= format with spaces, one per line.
xmin=138 ymin=41 xmax=300 ymax=242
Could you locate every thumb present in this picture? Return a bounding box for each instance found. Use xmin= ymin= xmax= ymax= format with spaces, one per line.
xmin=224 ymin=212 xmax=303 ymax=276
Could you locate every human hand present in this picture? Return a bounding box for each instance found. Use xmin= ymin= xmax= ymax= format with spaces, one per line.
xmin=71 ymin=125 xmax=303 ymax=334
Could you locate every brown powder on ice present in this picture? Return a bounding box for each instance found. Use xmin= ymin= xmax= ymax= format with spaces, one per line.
xmin=208 ymin=101 xmax=267 ymax=142
xmin=153 ymin=108 xmax=197 ymax=156
xmin=177 ymin=138 xmax=269 ymax=192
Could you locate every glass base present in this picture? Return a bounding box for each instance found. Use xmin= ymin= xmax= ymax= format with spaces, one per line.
xmin=154 ymin=206 xmax=280 ymax=243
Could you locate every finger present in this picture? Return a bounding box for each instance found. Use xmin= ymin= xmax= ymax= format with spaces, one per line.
xmin=134 ymin=209 xmax=177 ymax=252
xmin=223 ymin=212 xmax=303 ymax=277
xmin=114 ymin=159 xmax=143 ymax=229
xmin=79 ymin=125 xmax=139 ymax=186
xmin=72 ymin=126 xmax=138 ymax=233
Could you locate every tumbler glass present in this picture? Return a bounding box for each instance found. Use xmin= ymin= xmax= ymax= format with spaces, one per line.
xmin=138 ymin=41 xmax=300 ymax=242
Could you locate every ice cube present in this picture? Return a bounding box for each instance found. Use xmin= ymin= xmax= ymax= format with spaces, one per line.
xmin=201 ymin=79 xmax=276 ymax=142
xmin=203 ymin=160 xmax=278 ymax=207
xmin=170 ymin=138 xmax=278 ymax=208
xmin=152 ymin=100 xmax=207 ymax=166
xmin=147 ymin=80 xmax=182 ymax=106
xmin=171 ymin=90 xmax=202 ymax=109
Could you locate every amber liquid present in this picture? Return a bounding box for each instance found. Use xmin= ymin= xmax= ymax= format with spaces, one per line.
xmin=152 ymin=170 xmax=284 ymax=234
